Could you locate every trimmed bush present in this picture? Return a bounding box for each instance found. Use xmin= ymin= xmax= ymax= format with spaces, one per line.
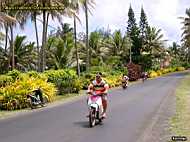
xmin=148 ymin=66 xmax=185 ymax=79
xmin=7 ymin=69 xmax=21 ymax=81
xmin=0 ymin=75 xmax=56 ymax=110
xmin=44 ymin=69 xmax=81 ymax=94
xmin=161 ymin=68 xmax=170 ymax=74
xmin=149 ymin=71 xmax=158 ymax=78
xmin=176 ymin=67 xmax=185 ymax=71
xmin=127 ymin=62 xmax=141 ymax=81
xmin=156 ymin=70 xmax=162 ymax=76
xmin=103 ymin=75 xmax=121 ymax=88
xmin=26 ymin=71 xmax=42 ymax=78
xmin=182 ymin=63 xmax=190 ymax=69
xmin=0 ymin=75 xmax=14 ymax=87
xmin=80 ymin=73 xmax=121 ymax=89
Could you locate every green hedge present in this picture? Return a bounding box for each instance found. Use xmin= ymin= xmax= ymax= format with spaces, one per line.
xmin=0 ymin=67 xmax=128 ymax=110
xmin=80 ymin=72 xmax=122 ymax=89
xmin=0 ymin=75 xmax=14 ymax=87
xmin=7 ymin=69 xmax=21 ymax=81
xmin=44 ymin=69 xmax=82 ymax=94
xmin=0 ymin=74 xmax=56 ymax=110
xmin=149 ymin=66 xmax=186 ymax=78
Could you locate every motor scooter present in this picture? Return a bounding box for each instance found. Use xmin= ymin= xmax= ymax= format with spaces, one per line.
xmin=87 ymin=91 xmax=104 ymax=127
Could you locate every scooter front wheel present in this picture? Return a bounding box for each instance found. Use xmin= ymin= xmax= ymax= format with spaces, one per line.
xmin=89 ymin=109 xmax=96 ymax=127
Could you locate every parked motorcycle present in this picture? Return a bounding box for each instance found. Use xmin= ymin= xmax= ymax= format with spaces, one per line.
xmin=87 ymin=91 xmax=104 ymax=127
xmin=27 ymin=93 xmax=48 ymax=109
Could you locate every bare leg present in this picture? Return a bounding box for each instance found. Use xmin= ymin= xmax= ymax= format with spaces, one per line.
xmin=102 ymin=98 xmax=107 ymax=113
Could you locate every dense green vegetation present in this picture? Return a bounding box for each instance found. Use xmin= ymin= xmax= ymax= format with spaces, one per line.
xmin=0 ymin=1 xmax=190 ymax=110
xmin=0 ymin=68 xmax=124 ymax=110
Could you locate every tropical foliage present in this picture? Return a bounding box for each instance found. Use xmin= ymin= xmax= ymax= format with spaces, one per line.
xmin=0 ymin=1 xmax=189 ymax=110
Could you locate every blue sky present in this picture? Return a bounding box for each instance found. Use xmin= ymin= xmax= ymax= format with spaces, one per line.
xmin=13 ymin=0 xmax=190 ymax=46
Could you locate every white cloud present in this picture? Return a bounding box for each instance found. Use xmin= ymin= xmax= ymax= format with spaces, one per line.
xmin=11 ymin=0 xmax=190 ymax=46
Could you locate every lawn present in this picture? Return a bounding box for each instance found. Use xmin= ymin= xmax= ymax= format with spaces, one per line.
xmin=170 ymin=73 xmax=190 ymax=141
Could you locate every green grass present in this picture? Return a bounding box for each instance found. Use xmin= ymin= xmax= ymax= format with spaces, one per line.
xmin=170 ymin=73 xmax=190 ymax=141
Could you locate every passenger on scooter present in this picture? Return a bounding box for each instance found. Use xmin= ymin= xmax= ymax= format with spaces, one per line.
xmin=141 ymin=72 xmax=148 ymax=80
xmin=87 ymin=72 xmax=109 ymax=118
xmin=122 ymin=74 xmax=129 ymax=85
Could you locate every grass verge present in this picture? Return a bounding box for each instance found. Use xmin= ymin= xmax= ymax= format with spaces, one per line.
xmin=170 ymin=73 xmax=190 ymax=141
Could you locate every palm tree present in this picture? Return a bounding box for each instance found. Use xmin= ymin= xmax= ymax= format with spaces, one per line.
xmin=143 ymin=26 xmax=166 ymax=69
xmin=181 ymin=8 xmax=190 ymax=62
xmin=46 ymin=23 xmax=74 ymax=69
xmin=73 ymin=16 xmax=81 ymax=76
xmin=0 ymin=32 xmax=7 ymax=73
xmin=0 ymin=12 xmax=16 ymax=70
xmin=0 ymin=0 xmax=29 ymax=70
xmin=0 ymin=12 xmax=16 ymax=52
xmin=80 ymin=0 xmax=95 ymax=71
xmin=84 ymin=0 xmax=89 ymax=71
xmin=145 ymin=26 xmax=166 ymax=55
xmin=168 ymin=42 xmax=180 ymax=59
xmin=105 ymin=31 xmax=133 ymax=65
xmin=13 ymin=35 xmax=36 ymax=71
xmin=0 ymin=12 xmax=16 ymax=23
xmin=89 ymin=31 xmax=106 ymax=65
xmin=69 ymin=0 xmax=81 ymax=76
xmin=29 ymin=0 xmax=41 ymax=71
xmin=47 ymin=37 xmax=74 ymax=69
xmin=0 ymin=35 xmax=36 ymax=72
xmin=167 ymin=42 xmax=182 ymax=67
xmin=100 ymin=30 xmax=131 ymax=59
xmin=34 ymin=0 xmax=75 ymax=72
xmin=0 ymin=46 xmax=9 ymax=73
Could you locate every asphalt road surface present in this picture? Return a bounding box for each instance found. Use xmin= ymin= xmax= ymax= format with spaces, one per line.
xmin=0 ymin=72 xmax=188 ymax=142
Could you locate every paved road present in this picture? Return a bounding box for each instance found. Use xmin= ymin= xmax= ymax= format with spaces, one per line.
xmin=0 ymin=72 xmax=188 ymax=142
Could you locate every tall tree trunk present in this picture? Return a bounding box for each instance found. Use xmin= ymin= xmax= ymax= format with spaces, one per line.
xmin=188 ymin=46 xmax=190 ymax=63
xmin=43 ymin=12 xmax=49 ymax=71
xmin=34 ymin=13 xmax=40 ymax=72
xmin=84 ymin=0 xmax=90 ymax=71
xmin=41 ymin=9 xmax=46 ymax=72
xmin=10 ymin=24 xmax=14 ymax=70
xmin=74 ymin=16 xmax=80 ymax=76
xmin=4 ymin=23 xmax=8 ymax=53
xmin=44 ymin=12 xmax=49 ymax=43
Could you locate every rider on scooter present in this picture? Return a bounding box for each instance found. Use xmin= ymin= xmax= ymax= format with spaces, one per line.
xmin=122 ymin=74 xmax=129 ymax=85
xmin=141 ymin=72 xmax=148 ymax=80
xmin=87 ymin=72 xmax=109 ymax=118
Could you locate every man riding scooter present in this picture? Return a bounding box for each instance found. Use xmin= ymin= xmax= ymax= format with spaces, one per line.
xmin=141 ymin=72 xmax=148 ymax=82
xmin=122 ymin=74 xmax=129 ymax=88
xmin=87 ymin=72 xmax=109 ymax=118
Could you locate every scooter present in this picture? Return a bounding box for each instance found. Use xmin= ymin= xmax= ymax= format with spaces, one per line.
xmin=122 ymin=81 xmax=128 ymax=89
xmin=142 ymin=74 xmax=148 ymax=82
xmin=142 ymin=76 xmax=147 ymax=82
xmin=87 ymin=91 xmax=104 ymax=127
xmin=142 ymin=72 xmax=148 ymax=83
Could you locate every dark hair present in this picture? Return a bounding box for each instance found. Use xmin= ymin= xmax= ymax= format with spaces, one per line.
xmin=96 ymin=72 xmax=102 ymax=76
